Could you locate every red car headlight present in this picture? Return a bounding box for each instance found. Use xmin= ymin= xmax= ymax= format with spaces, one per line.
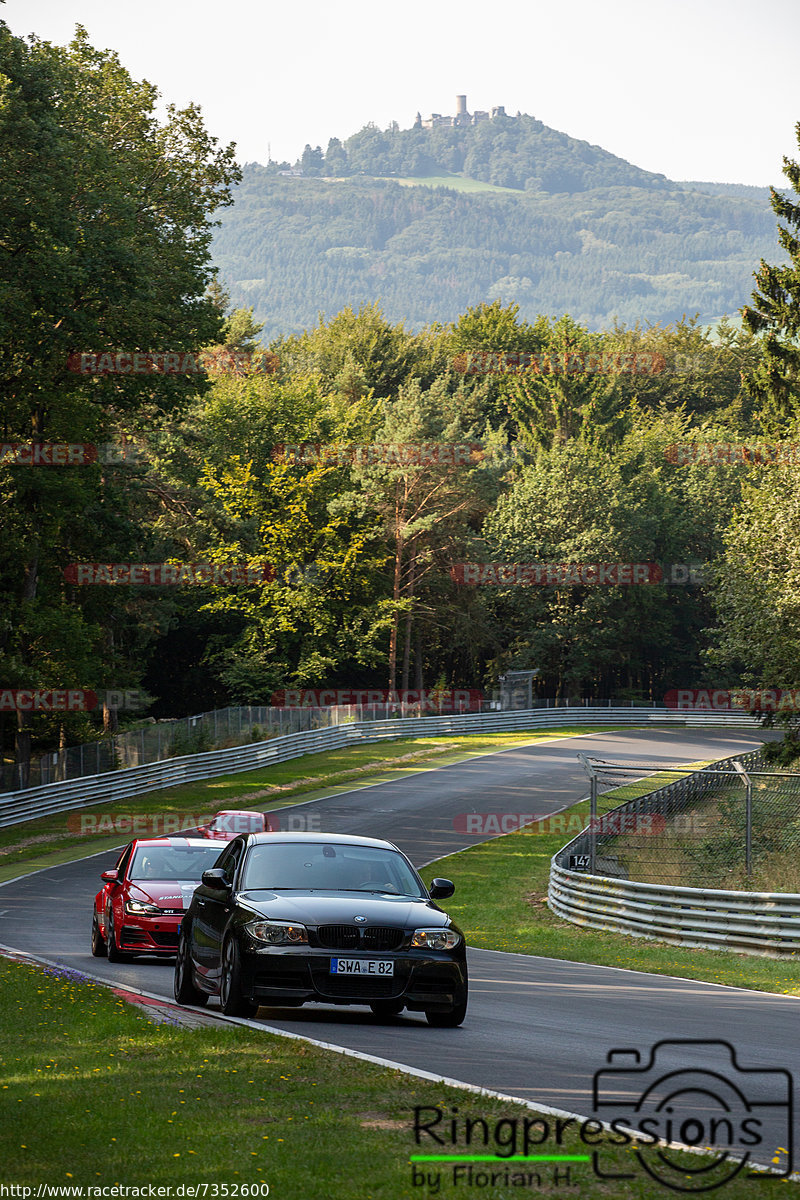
xmin=125 ymin=900 xmax=162 ymax=916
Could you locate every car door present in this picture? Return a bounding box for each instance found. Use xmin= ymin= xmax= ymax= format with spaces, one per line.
xmin=190 ymin=836 xmax=245 ymax=985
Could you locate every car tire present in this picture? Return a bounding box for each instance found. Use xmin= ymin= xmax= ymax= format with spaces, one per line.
xmin=425 ymin=984 xmax=468 ymax=1028
xmin=370 ymin=1000 xmax=404 ymax=1019
xmin=220 ymin=936 xmax=259 ymax=1018
xmin=173 ymin=928 xmax=209 ymax=1007
xmin=105 ymin=908 xmax=131 ymax=963
xmin=91 ymin=912 xmax=107 ymax=957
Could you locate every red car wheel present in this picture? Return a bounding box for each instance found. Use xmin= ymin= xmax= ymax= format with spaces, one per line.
xmin=91 ymin=911 xmax=106 ymax=957
xmin=105 ymin=907 xmax=132 ymax=962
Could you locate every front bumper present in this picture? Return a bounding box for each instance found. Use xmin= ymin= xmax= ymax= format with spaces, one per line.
xmin=118 ymin=915 xmax=183 ymax=953
xmin=240 ymin=946 xmax=467 ymax=1011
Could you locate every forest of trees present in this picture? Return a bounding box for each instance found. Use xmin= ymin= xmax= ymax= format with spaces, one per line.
xmin=278 ymin=113 xmax=673 ymax=193
xmin=214 ymin=168 xmax=779 ymax=339
xmin=4 ymin=20 xmax=800 ymax=774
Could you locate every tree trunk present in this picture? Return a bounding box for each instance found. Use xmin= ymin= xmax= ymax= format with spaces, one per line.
xmin=14 ymin=548 xmax=40 ymax=789
xmin=103 ymin=697 xmax=118 ymax=734
xmin=57 ymin=723 xmax=67 ymax=782
xmin=388 ymin=488 xmax=404 ymax=691
xmin=103 ymin=629 xmax=118 ymax=733
xmin=401 ymin=549 xmax=416 ymax=695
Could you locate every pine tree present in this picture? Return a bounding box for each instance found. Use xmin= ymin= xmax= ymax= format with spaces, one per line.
xmin=743 ymin=121 xmax=800 ymax=424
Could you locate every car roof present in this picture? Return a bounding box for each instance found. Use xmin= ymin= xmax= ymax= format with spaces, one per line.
xmin=243 ymin=831 xmax=401 ymax=850
xmin=129 ymin=837 xmax=214 ymax=849
xmin=212 ymin=810 xmax=264 ymax=818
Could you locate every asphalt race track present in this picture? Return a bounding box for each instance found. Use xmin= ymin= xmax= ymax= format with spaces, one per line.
xmin=2 ymin=726 xmax=797 ymax=1165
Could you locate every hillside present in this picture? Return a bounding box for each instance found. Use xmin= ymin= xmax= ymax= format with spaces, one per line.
xmin=212 ymin=114 xmax=781 ymax=338
xmin=292 ymin=112 xmax=673 ymax=193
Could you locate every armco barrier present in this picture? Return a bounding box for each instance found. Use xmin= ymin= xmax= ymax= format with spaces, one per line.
xmin=548 ymin=869 xmax=800 ymax=956
xmin=548 ymin=748 xmax=800 ymax=957
xmin=0 ymin=706 xmax=760 ymax=830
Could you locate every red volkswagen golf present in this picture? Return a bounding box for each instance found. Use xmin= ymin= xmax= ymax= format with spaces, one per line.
xmin=198 ymin=810 xmax=274 ymax=841
xmin=92 ymin=837 xmax=224 ymax=961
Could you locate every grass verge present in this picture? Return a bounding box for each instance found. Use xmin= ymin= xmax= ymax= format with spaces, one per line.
xmin=0 ymin=958 xmax=790 ymax=1197
xmin=419 ymin=783 xmax=800 ymax=996
xmin=0 ymin=728 xmax=615 ymax=884
xmin=382 ymin=171 xmax=525 ymax=194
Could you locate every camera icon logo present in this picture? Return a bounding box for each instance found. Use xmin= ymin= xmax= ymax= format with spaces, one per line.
xmin=592 ymin=1039 xmax=792 ymax=1192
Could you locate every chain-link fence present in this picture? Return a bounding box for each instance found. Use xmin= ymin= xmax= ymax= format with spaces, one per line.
xmin=1 ymin=695 xmax=681 ymax=794
xmin=1 ymin=703 xmax=428 ymax=793
xmin=572 ymin=752 xmax=800 ymax=889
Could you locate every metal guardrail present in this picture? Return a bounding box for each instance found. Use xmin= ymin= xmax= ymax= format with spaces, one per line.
xmin=0 ymin=706 xmax=760 ymax=829
xmin=548 ymin=871 xmax=800 ymax=956
xmin=548 ymin=748 xmax=800 ymax=957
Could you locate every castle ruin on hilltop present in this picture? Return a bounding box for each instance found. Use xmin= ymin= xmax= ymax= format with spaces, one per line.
xmin=414 ymin=95 xmax=508 ymax=130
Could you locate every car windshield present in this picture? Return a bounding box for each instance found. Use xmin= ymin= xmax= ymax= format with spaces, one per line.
xmin=241 ymin=843 xmax=426 ymax=897
xmin=130 ymin=845 xmax=222 ymax=881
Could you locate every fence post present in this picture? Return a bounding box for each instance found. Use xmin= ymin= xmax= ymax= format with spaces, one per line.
xmin=732 ymin=762 xmax=753 ymax=877
xmin=589 ymin=773 xmax=597 ymax=873
xmin=576 ymin=752 xmax=597 ymax=873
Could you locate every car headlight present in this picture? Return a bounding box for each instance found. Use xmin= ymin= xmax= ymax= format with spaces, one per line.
xmin=411 ymin=928 xmax=461 ymax=950
xmin=245 ymin=919 xmax=308 ymax=945
xmin=125 ymin=900 xmax=161 ymax=916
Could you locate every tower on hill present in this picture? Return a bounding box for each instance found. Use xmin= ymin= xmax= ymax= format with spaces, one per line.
xmin=420 ymin=96 xmax=497 ymax=130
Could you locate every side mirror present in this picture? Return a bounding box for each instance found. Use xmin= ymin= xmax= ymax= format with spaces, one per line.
xmin=202 ymin=868 xmax=229 ymax=890
xmin=429 ymin=878 xmax=455 ymax=900
xmin=100 ymin=869 xmax=118 ymax=884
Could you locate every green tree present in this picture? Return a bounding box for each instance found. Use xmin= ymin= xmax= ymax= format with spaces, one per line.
xmin=505 ymin=316 xmax=624 ymax=450
xmin=345 ymin=377 xmax=505 ymax=691
xmin=0 ymin=22 xmax=239 ymax=772
xmin=324 ymin=137 xmax=348 ymax=176
xmin=301 ymin=144 xmax=324 ymax=175
xmin=743 ymin=122 xmax=800 ymax=425
xmin=276 ymin=303 xmax=426 ymax=400
xmin=479 ymin=410 xmax=748 ymax=699
xmin=706 ymin=449 xmax=800 ymax=691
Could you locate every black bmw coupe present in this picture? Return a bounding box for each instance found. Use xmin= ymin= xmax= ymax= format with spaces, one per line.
xmin=173 ymin=831 xmax=468 ymax=1025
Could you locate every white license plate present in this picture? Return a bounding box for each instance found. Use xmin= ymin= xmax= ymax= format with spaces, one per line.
xmin=330 ymin=958 xmax=394 ymax=976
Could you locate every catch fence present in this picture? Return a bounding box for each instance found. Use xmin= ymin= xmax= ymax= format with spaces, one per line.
xmin=0 ymin=705 xmax=759 ymax=828
xmin=1 ymin=697 xmax=733 ymax=794
xmin=549 ymin=751 xmax=800 ymax=955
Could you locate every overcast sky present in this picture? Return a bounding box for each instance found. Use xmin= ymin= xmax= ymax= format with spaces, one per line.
xmin=5 ymin=0 xmax=799 ymax=186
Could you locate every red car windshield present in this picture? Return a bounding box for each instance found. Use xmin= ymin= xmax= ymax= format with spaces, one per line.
xmin=129 ymin=845 xmax=222 ymax=881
